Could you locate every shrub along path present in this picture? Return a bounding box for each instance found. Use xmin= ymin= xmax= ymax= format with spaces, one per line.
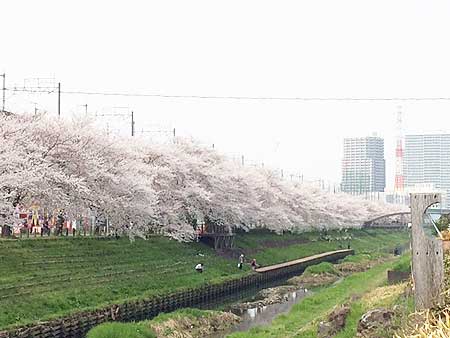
xmin=0 ymin=228 xmax=409 ymax=330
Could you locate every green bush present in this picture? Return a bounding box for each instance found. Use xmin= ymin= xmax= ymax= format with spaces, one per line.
xmin=340 ymin=253 xmax=372 ymax=263
xmin=436 ymin=215 xmax=450 ymax=232
xmin=392 ymin=254 xmax=411 ymax=273
xmin=303 ymin=262 xmax=339 ymax=275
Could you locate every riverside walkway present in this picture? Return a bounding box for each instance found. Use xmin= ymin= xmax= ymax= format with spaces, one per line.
xmin=255 ymin=249 xmax=354 ymax=273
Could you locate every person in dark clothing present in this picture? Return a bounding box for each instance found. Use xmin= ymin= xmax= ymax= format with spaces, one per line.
xmin=42 ymin=220 xmax=50 ymax=236
xmin=56 ymin=212 xmax=65 ymax=236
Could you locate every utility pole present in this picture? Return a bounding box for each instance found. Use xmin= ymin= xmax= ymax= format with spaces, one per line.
xmin=173 ymin=128 xmax=176 ymax=143
xmin=83 ymin=104 xmax=88 ymax=116
xmin=1 ymin=73 xmax=5 ymax=112
xmin=131 ymin=111 xmax=135 ymax=136
xmin=57 ymin=82 xmax=61 ymax=117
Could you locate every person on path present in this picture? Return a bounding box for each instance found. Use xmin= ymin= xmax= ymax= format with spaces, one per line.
xmin=21 ymin=219 xmax=28 ymax=230
xmin=195 ymin=263 xmax=204 ymax=273
xmin=250 ymin=258 xmax=257 ymax=270
xmin=56 ymin=212 xmax=65 ymax=236
xmin=238 ymin=254 xmax=245 ymax=269
xmin=42 ymin=220 xmax=50 ymax=236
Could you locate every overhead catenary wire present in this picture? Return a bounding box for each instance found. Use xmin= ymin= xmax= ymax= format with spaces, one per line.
xmin=5 ymin=87 xmax=450 ymax=102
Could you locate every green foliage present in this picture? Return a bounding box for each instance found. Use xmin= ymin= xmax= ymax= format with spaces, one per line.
xmin=392 ymin=253 xmax=411 ymax=273
xmin=341 ymin=253 xmax=372 ymax=263
xmin=303 ymin=262 xmax=339 ymax=276
xmin=86 ymin=322 xmax=156 ymax=338
xmin=150 ymin=308 xmax=213 ymax=323
xmin=436 ymin=214 xmax=450 ymax=232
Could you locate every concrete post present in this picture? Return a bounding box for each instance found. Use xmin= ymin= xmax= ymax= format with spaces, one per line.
xmin=410 ymin=193 xmax=444 ymax=310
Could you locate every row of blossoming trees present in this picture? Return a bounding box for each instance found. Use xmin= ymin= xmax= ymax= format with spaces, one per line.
xmin=0 ymin=112 xmax=401 ymax=241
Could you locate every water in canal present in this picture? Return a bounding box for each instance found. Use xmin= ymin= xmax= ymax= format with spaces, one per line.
xmin=206 ymin=288 xmax=310 ymax=337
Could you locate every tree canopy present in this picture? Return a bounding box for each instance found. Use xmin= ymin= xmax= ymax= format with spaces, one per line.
xmin=0 ymin=113 xmax=402 ymax=241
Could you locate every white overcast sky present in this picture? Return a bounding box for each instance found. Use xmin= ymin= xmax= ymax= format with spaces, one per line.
xmin=2 ymin=0 xmax=450 ymax=189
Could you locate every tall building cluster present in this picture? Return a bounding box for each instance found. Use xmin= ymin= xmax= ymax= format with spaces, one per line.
xmin=341 ymin=136 xmax=386 ymax=195
xmin=403 ymin=134 xmax=450 ymax=208
xmin=340 ymin=131 xmax=450 ymax=208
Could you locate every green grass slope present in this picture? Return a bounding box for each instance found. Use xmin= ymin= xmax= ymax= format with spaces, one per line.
xmin=0 ymin=228 xmax=409 ymax=330
xmin=237 ymin=228 xmax=409 ymax=265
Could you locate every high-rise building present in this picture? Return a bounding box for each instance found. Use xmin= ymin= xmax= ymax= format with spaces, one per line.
xmin=341 ymin=136 xmax=386 ymax=194
xmin=403 ymin=134 xmax=450 ymax=208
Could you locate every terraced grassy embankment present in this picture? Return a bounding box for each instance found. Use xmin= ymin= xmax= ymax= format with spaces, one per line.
xmin=0 ymin=228 xmax=409 ymax=331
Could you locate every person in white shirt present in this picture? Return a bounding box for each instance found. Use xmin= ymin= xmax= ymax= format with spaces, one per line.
xmin=238 ymin=254 xmax=245 ymax=269
xmin=195 ymin=263 xmax=204 ymax=273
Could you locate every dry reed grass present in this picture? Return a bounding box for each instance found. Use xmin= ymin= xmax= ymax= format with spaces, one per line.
xmin=395 ymin=306 xmax=450 ymax=338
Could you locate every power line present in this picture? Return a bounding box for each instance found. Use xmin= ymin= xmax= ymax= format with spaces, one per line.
xmin=8 ymin=88 xmax=56 ymax=94
xmin=5 ymin=87 xmax=450 ymax=102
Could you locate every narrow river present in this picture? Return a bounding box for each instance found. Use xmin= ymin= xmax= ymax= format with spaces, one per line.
xmin=206 ymin=288 xmax=309 ymax=337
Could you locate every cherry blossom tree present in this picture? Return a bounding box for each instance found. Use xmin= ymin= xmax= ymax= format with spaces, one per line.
xmin=0 ymin=112 xmax=404 ymax=240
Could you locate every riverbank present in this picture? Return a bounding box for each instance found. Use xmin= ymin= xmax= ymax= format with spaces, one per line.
xmin=86 ymin=309 xmax=241 ymax=338
xmin=85 ymin=251 xmax=410 ymax=338
xmin=228 ymin=254 xmax=411 ymax=338
xmin=0 ymin=228 xmax=409 ymax=331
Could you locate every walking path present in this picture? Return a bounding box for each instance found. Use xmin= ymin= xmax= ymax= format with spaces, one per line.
xmin=255 ymin=249 xmax=354 ymax=273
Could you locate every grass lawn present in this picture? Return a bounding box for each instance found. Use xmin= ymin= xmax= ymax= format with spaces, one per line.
xmin=239 ymin=228 xmax=410 ymax=265
xmin=86 ymin=322 xmax=156 ymax=338
xmin=0 ymin=228 xmax=410 ymax=331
